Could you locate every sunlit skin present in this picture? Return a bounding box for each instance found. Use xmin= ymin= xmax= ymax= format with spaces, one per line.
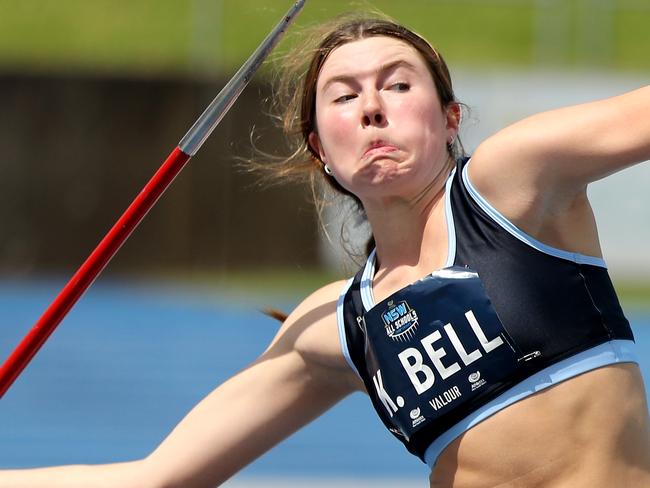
xmin=309 ymin=37 xmax=460 ymax=283
xmin=309 ymin=38 xmax=457 ymax=203
xmin=309 ymin=37 xmax=650 ymax=487
xmin=1 ymin=31 xmax=649 ymax=488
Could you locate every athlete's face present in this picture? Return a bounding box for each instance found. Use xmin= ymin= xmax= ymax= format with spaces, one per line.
xmin=309 ymin=36 xmax=458 ymax=202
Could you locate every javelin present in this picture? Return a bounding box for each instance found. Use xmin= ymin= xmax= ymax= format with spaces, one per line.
xmin=0 ymin=0 xmax=307 ymax=399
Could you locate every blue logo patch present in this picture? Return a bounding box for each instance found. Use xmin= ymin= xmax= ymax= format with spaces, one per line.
xmin=381 ymin=300 xmax=419 ymax=342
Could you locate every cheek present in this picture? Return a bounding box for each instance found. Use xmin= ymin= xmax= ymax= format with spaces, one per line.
xmin=398 ymin=97 xmax=446 ymax=144
xmin=317 ymin=108 xmax=358 ymax=152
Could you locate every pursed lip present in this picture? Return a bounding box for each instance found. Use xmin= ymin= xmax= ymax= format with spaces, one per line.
xmin=362 ymin=140 xmax=399 ymax=159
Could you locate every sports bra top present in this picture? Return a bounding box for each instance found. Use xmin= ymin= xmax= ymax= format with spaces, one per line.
xmin=336 ymin=157 xmax=635 ymax=464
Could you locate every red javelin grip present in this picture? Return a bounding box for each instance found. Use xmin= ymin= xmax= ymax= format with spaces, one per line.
xmin=0 ymin=0 xmax=306 ymax=400
xmin=0 ymin=147 xmax=191 ymax=398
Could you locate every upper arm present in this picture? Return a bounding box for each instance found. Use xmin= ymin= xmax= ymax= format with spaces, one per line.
xmin=471 ymin=85 xmax=650 ymax=205
xmin=141 ymin=281 xmax=361 ymax=488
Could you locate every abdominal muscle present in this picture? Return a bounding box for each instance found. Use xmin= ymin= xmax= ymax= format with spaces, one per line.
xmin=429 ymin=363 xmax=650 ymax=488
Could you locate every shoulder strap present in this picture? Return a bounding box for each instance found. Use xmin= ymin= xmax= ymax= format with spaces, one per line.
xmin=340 ymin=268 xmax=368 ymax=377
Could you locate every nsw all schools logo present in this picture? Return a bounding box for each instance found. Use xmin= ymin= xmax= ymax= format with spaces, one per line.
xmin=381 ymin=300 xmax=419 ymax=342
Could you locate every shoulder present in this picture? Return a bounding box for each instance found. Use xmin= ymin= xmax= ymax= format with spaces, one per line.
xmin=466 ymin=133 xmax=587 ymax=229
xmin=463 ymin=139 xmax=602 ymax=258
xmin=467 ymin=86 xmax=650 ymax=204
xmin=265 ymin=279 xmax=364 ymax=391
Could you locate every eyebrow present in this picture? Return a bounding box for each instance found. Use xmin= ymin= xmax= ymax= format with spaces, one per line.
xmin=320 ymin=59 xmax=418 ymax=93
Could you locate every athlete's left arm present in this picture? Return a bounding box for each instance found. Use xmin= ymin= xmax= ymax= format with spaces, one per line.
xmin=471 ymin=85 xmax=650 ymax=197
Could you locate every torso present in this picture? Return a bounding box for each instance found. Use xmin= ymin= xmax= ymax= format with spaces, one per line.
xmin=431 ymin=156 xmax=650 ymax=486
xmin=335 ymin=157 xmax=649 ymax=486
xmin=431 ymin=363 xmax=650 ymax=488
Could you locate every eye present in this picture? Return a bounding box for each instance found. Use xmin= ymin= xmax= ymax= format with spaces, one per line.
xmin=390 ymin=82 xmax=410 ymax=92
xmin=334 ymin=94 xmax=357 ymax=103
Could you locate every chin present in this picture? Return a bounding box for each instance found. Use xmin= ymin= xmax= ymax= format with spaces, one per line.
xmin=356 ymin=171 xmax=417 ymax=199
xmin=362 ymin=159 xmax=407 ymax=179
xmin=348 ymin=160 xmax=418 ymax=192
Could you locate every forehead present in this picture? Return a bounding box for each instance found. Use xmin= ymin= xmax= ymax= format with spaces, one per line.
xmin=317 ymin=36 xmax=428 ymax=86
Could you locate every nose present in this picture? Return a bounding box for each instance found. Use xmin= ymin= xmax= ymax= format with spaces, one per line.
xmin=361 ymin=92 xmax=387 ymax=128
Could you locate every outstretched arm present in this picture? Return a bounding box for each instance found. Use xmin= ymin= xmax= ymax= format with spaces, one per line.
xmin=0 ymin=280 xmax=360 ymax=488
xmin=471 ymin=85 xmax=650 ymax=205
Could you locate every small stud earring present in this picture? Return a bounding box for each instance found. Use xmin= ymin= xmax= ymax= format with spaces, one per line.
xmin=324 ymin=164 xmax=333 ymax=175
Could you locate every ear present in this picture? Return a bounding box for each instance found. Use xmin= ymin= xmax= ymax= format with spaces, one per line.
xmin=308 ymin=131 xmax=327 ymax=163
xmin=445 ymin=103 xmax=461 ymax=142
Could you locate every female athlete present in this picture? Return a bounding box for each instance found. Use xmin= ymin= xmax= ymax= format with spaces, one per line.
xmin=2 ymin=14 xmax=649 ymax=488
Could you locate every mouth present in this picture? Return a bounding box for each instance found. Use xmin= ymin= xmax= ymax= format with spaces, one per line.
xmin=362 ymin=140 xmax=399 ymax=159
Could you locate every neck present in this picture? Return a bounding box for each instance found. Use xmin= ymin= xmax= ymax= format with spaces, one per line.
xmin=363 ymin=159 xmax=453 ymax=273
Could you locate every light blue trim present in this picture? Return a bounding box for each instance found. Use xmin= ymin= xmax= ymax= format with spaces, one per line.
xmin=424 ymin=339 xmax=638 ymax=468
xmin=461 ymin=161 xmax=607 ymax=268
xmin=360 ymin=249 xmax=377 ymax=312
xmin=336 ymin=278 xmax=361 ymax=378
xmin=360 ymin=169 xmax=458 ymax=311
xmin=444 ymin=167 xmax=457 ymax=268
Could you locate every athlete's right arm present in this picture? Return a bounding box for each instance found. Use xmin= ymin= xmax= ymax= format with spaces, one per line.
xmin=0 ymin=280 xmax=363 ymax=488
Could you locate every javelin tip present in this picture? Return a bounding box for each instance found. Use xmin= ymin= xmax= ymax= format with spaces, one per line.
xmin=287 ymin=0 xmax=307 ymax=21
xmin=179 ymin=0 xmax=308 ymax=156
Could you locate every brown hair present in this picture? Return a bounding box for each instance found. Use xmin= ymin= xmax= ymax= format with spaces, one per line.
xmin=250 ymin=12 xmax=463 ymax=260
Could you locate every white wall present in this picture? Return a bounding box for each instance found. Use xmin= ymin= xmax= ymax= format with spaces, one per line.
xmin=320 ymin=71 xmax=650 ymax=279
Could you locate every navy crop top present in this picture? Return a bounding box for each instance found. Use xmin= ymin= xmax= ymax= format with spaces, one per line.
xmin=336 ymin=158 xmax=636 ymax=465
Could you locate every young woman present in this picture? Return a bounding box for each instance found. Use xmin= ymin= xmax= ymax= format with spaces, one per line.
xmin=2 ymin=14 xmax=649 ymax=488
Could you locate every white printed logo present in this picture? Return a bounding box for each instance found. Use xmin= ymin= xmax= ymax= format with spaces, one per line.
xmin=410 ymin=408 xmax=426 ymax=428
xmin=469 ymin=370 xmax=486 ymax=391
xmin=381 ymin=300 xmax=419 ymax=342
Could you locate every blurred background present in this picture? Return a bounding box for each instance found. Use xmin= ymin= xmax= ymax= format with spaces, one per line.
xmin=0 ymin=0 xmax=648 ymax=485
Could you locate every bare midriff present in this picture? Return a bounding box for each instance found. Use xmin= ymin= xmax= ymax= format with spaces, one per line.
xmin=429 ymin=363 xmax=650 ymax=488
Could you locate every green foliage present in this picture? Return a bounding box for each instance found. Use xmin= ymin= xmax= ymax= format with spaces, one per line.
xmin=615 ymin=8 xmax=650 ymax=72
xmin=0 ymin=0 xmax=648 ymax=75
xmin=0 ymin=0 xmax=193 ymax=74
xmin=614 ymin=280 xmax=650 ymax=312
xmin=220 ymin=0 xmax=536 ymax=70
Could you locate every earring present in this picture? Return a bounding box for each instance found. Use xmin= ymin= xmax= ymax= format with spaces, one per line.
xmin=447 ymin=138 xmax=455 ymax=153
xmin=324 ymin=164 xmax=333 ymax=175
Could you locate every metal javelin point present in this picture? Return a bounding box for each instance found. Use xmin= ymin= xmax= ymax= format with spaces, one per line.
xmin=180 ymin=0 xmax=307 ymax=156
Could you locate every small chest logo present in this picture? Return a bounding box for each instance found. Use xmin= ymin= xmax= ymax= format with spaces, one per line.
xmin=468 ymin=371 xmax=486 ymax=391
xmin=381 ymin=300 xmax=419 ymax=342
xmin=409 ymin=408 xmax=426 ymax=428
